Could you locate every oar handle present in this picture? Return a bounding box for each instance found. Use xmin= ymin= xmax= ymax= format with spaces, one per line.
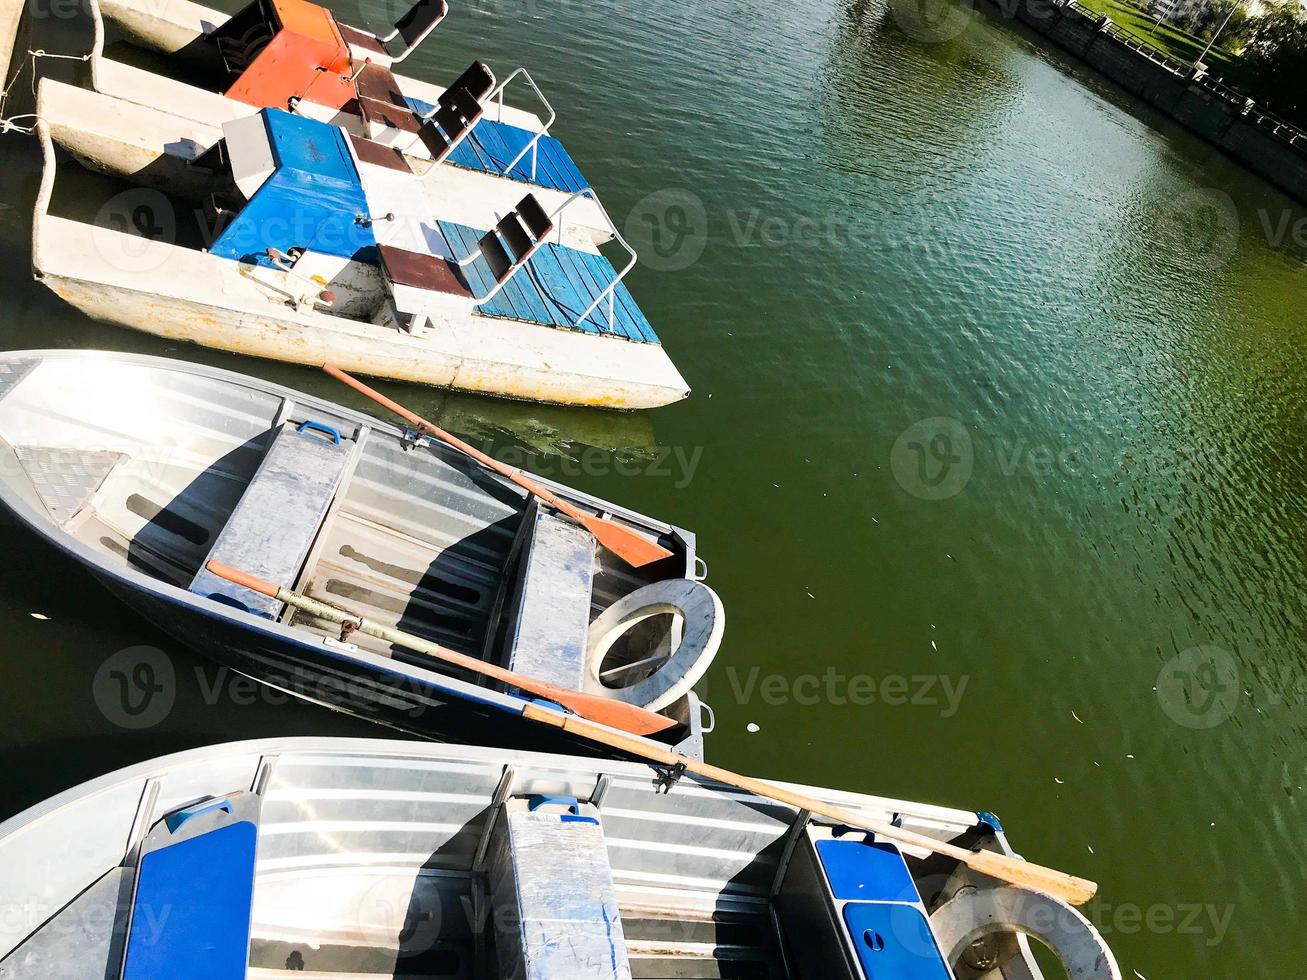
xmin=207 ymin=561 xmax=278 ymax=598
xmin=521 ymin=705 xmax=1098 ymax=906
xmin=203 ymin=562 xmax=676 ymax=736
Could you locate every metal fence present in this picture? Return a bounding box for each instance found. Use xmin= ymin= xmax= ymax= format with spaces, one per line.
xmin=1051 ymin=0 xmax=1307 ymax=151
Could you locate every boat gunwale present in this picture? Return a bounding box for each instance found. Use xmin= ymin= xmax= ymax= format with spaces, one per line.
xmin=0 ymin=735 xmax=987 ymax=848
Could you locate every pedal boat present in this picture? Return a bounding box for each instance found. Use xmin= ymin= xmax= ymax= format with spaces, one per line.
xmin=0 ymin=736 xmax=1121 ymax=979
xmin=0 ymin=350 xmax=721 ymax=753
xmin=33 ymin=80 xmax=690 ymax=409
xmin=86 ymin=0 xmax=608 ymax=225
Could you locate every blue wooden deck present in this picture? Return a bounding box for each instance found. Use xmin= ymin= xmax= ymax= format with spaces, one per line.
xmin=405 ymin=97 xmax=589 ymax=194
xmin=437 ymin=221 xmax=658 ymax=344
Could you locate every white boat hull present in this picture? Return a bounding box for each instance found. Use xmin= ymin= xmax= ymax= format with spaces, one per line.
xmin=35 ymin=216 xmax=688 ymax=409
xmin=98 ymin=0 xmax=225 ymax=54
xmin=33 ymin=80 xmax=688 ymax=409
xmin=89 ymin=0 xmax=602 ymax=221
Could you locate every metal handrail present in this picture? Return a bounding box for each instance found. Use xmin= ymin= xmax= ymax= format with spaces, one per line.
xmin=483 ymin=68 xmax=557 ymax=182
xmin=1055 ymin=0 xmax=1307 ymax=147
xmin=448 ymin=188 xmax=636 ymax=329
xmin=548 ymin=188 xmax=637 ymax=328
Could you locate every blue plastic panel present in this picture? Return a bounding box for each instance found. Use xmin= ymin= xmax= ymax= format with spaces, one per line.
xmin=817 ymin=840 xmax=922 ymax=904
xmin=122 ymin=822 xmax=258 ymax=980
xmin=842 ymin=904 xmax=953 ymax=980
xmin=415 ymin=108 xmax=589 ymax=194
xmin=436 ymin=220 xmax=659 ymax=343
xmin=211 ymin=110 xmax=377 ymax=266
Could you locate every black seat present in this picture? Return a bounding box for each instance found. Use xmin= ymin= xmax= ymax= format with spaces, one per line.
xmin=470 ymin=195 xmax=553 ymax=289
xmin=392 ymin=0 xmax=450 ymax=49
xmin=417 ymin=86 xmax=485 ymax=163
xmin=440 ymin=61 xmax=496 ymax=106
xmin=516 ymin=194 xmax=553 ymax=242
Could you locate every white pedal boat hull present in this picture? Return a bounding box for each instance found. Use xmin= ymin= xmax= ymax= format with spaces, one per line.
xmin=33 ymin=86 xmax=689 ymax=410
xmin=35 ymin=216 xmax=686 ymax=409
xmin=89 ymin=0 xmax=610 ymax=230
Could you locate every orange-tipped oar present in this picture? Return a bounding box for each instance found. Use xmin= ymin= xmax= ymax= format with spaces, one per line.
xmin=323 ymin=365 xmax=674 ymax=568
xmin=522 ymin=705 xmax=1100 ymax=907
xmin=205 ymin=561 xmax=677 ymax=737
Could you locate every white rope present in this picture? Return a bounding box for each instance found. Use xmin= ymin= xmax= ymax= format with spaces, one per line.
xmin=0 ymin=48 xmax=92 ymax=133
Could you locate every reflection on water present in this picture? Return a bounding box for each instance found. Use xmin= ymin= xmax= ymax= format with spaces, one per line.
xmin=2 ymin=0 xmax=1306 ymax=974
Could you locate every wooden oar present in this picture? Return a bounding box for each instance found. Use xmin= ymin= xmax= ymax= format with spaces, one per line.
xmin=322 ymin=365 xmax=674 ymax=568
xmin=521 ymin=704 xmax=1099 ymax=907
xmin=205 ymin=561 xmax=677 ymax=737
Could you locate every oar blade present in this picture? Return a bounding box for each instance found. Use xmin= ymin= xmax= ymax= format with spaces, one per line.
xmin=966 ymin=849 xmax=1098 ymax=906
xmin=547 ymin=690 xmax=679 ymax=736
xmin=579 ymin=514 xmax=674 ymax=567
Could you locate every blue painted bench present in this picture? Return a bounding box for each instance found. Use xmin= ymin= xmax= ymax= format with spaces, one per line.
xmin=814 ymin=838 xmax=954 ymax=980
xmin=437 ymin=220 xmax=658 ymax=343
xmin=777 ymin=829 xmax=956 ymax=979
xmin=122 ymin=796 xmax=260 ymax=980
xmin=211 ymin=110 xmax=377 ymax=267
xmin=405 ymin=96 xmax=589 ymax=194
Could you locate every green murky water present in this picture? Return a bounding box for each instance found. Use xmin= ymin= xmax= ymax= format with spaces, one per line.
xmin=1 ymin=0 xmax=1306 ymax=974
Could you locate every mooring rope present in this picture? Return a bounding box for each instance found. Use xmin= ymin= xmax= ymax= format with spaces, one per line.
xmin=0 ymin=48 xmax=92 ymax=134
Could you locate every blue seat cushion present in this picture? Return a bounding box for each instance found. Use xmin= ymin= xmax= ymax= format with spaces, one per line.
xmin=816 ymin=839 xmax=922 ymax=903
xmin=842 ymin=903 xmax=952 ymax=980
xmin=122 ymin=822 xmax=258 ymax=980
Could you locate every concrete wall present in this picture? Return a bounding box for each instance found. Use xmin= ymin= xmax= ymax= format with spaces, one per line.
xmin=980 ymin=0 xmax=1307 ymax=204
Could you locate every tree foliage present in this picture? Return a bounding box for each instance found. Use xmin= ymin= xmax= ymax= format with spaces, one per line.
xmin=1181 ymin=0 xmax=1254 ymax=48
xmin=1242 ymin=8 xmax=1307 ymax=122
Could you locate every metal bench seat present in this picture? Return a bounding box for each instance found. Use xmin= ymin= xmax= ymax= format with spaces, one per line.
xmin=487 ymin=797 xmax=632 ymax=980
xmin=494 ymin=508 xmax=597 ymax=692
xmin=190 ymin=421 xmax=351 ymax=618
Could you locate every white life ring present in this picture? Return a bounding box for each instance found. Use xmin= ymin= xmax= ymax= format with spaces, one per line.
xmin=582 ymin=578 xmax=724 ymax=712
xmin=930 ymin=885 xmax=1120 ymax=980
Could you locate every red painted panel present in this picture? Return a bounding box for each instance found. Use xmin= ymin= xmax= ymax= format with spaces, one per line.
xmin=225 ymin=28 xmax=354 ymax=111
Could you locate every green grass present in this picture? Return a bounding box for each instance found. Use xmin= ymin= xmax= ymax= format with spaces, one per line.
xmin=1072 ymin=0 xmax=1255 ymax=88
